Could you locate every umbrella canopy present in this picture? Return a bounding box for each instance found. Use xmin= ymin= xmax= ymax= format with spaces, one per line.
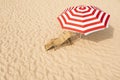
xmin=57 ymin=5 xmax=110 ymax=35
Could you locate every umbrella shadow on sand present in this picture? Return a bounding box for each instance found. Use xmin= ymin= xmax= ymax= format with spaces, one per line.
xmin=82 ymin=25 xmax=114 ymax=42
xmin=69 ymin=25 xmax=114 ymax=43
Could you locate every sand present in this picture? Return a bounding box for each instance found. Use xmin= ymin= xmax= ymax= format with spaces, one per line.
xmin=0 ymin=0 xmax=120 ymax=80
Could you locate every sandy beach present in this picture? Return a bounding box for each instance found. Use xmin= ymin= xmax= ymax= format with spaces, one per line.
xmin=0 ymin=0 xmax=120 ymax=80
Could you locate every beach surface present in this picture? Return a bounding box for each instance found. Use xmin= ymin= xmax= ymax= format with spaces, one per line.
xmin=0 ymin=0 xmax=120 ymax=80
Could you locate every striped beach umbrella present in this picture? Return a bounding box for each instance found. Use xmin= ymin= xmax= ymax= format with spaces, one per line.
xmin=57 ymin=5 xmax=110 ymax=35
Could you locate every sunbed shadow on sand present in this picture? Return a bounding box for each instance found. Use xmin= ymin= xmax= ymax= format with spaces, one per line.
xmin=83 ymin=25 xmax=114 ymax=42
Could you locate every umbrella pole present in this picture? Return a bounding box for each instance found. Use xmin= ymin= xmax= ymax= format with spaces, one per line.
xmin=80 ymin=33 xmax=82 ymax=39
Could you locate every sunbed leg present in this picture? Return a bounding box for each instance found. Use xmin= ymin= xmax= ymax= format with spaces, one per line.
xmin=54 ymin=46 xmax=59 ymax=51
xmin=54 ymin=46 xmax=56 ymax=51
xmin=68 ymin=38 xmax=72 ymax=45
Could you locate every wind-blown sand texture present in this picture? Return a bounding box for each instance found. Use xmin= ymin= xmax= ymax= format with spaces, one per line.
xmin=0 ymin=0 xmax=120 ymax=80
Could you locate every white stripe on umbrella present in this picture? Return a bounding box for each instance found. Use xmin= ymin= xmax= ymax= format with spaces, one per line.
xmin=76 ymin=6 xmax=89 ymax=12
xmin=85 ymin=20 xmax=109 ymax=35
xmin=85 ymin=28 xmax=106 ymax=35
xmin=72 ymin=8 xmax=94 ymax=16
